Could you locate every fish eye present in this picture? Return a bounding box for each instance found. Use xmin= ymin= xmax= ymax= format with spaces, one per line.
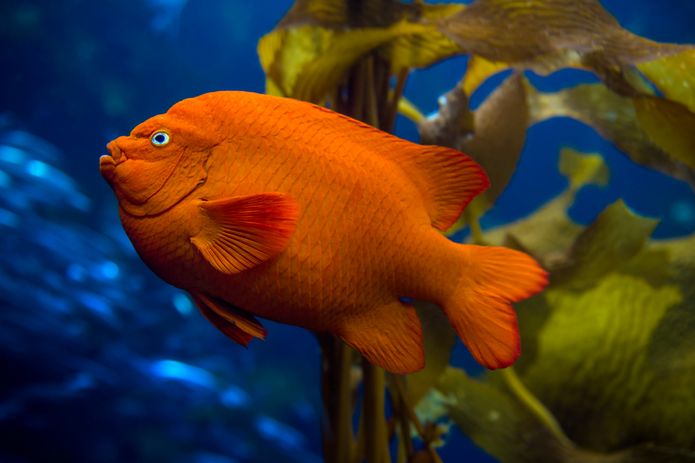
xmin=150 ymin=131 xmax=170 ymax=147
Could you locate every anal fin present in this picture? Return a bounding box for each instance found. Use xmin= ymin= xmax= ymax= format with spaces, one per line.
xmin=191 ymin=292 xmax=267 ymax=347
xmin=338 ymin=301 xmax=424 ymax=374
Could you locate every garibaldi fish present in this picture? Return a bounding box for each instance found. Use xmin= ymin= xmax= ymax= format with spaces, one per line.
xmin=100 ymin=91 xmax=547 ymax=374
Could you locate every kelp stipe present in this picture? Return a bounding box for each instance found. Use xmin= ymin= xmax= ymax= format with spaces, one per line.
xmin=262 ymin=8 xmax=459 ymax=459
xmin=259 ymin=0 xmax=695 ymax=462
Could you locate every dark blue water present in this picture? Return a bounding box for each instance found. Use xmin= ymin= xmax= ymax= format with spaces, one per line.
xmin=1 ymin=1 xmax=693 ymax=462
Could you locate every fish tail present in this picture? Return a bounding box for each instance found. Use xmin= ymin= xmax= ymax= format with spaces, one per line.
xmin=442 ymin=245 xmax=548 ymax=369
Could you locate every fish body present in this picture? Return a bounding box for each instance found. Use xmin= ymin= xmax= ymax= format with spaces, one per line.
xmin=100 ymin=91 xmax=547 ymax=373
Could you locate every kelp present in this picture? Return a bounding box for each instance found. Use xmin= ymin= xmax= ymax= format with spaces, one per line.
xmin=433 ymin=154 xmax=695 ymax=461
xmin=261 ymin=0 xmax=695 ymax=184
xmin=633 ymin=96 xmax=695 ymax=170
xmin=527 ymin=83 xmax=695 ymax=188
xmin=258 ymin=1 xmax=695 ymax=462
xmin=638 ymin=49 xmax=695 ymax=113
xmin=258 ymin=0 xmax=463 ymax=103
xmin=423 ymin=74 xmax=695 ymax=191
xmin=437 ymin=0 xmax=689 ymax=94
xmin=484 ymin=148 xmax=607 ymax=266
xmin=431 ymin=2 xmax=695 ymax=189
xmin=421 ymin=73 xmax=529 ymax=223
xmin=549 ymin=200 xmax=658 ymax=288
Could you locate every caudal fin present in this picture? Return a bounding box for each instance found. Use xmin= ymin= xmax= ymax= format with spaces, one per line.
xmin=443 ymin=245 xmax=548 ymax=369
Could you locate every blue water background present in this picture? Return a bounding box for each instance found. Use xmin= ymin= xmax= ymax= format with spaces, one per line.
xmin=0 ymin=1 xmax=693 ymax=462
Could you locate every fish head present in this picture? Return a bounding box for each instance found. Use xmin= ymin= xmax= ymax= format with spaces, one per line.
xmin=100 ymin=95 xmax=221 ymax=216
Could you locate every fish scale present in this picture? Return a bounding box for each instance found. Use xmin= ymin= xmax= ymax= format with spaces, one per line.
xmin=101 ymin=91 xmax=547 ymax=373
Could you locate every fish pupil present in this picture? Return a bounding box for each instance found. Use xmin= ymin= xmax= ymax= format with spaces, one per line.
xmin=151 ymin=132 xmax=169 ymax=146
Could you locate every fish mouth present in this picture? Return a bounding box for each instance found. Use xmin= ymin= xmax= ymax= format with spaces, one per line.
xmin=106 ymin=141 xmax=127 ymax=163
xmin=99 ymin=155 xmax=117 ymax=184
xmin=100 ymin=141 xmax=128 ymax=180
xmin=100 ymin=142 xmax=127 ymax=181
xmin=99 ymin=154 xmax=116 ymax=170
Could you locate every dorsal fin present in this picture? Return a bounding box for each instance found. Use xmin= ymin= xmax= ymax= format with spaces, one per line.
xmin=294 ymin=100 xmax=490 ymax=231
xmin=390 ymin=143 xmax=490 ymax=230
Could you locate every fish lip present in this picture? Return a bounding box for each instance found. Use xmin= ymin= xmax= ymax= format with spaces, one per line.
xmin=99 ymin=154 xmax=116 ymax=168
xmin=106 ymin=141 xmax=127 ymax=163
xmin=99 ymin=139 xmax=127 ymax=178
xmin=99 ymin=155 xmax=117 ymax=181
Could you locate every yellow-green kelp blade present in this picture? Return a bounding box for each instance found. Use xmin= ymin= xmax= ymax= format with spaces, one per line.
xmin=550 ymin=200 xmax=658 ymax=289
xmin=436 ymin=225 xmax=695 ymax=461
xmin=407 ymin=303 xmax=456 ymax=406
xmin=633 ymin=96 xmax=695 ymax=170
xmin=421 ymin=74 xmax=529 ymax=227
xmin=437 ymin=0 xmax=690 ymax=92
xmin=527 ymin=82 xmax=695 ymax=189
xmin=258 ymin=0 xmax=467 ymax=103
xmin=483 ymin=147 xmax=607 ymax=267
xmin=258 ymin=21 xmax=419 ymax=102
xmin=430 ymin=142 xmax=695 ymax=459
xmin=638 ymin=49 xmax=695 ymax=113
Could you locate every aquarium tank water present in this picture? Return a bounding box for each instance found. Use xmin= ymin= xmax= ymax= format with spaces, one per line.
xmin=1 ymin=1 xmax=694 ymax=462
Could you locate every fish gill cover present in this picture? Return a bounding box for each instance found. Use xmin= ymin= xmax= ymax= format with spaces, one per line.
xmin=1 ymin=0 xmax=695 ymax=462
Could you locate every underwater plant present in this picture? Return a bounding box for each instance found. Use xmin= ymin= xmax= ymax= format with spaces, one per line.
xmin=2 ymin=0 xmax=692 ymax=461
xmin=255 ymin=0 xmax=695 ymax=462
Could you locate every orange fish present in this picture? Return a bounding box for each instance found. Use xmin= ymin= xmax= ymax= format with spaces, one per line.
xmin=100 ymin=91 xmax=547 ymax=374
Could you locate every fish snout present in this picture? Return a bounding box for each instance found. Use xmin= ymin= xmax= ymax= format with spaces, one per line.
xmin=100 ymin=138 xmax=129 ymax=183
xmin=99 ymin=154 xmax=117 ymax=185
xmin=99 ymin=154 xmax=115 ymax=170
xmin=106 ymin=139 xmax=127 ymax=163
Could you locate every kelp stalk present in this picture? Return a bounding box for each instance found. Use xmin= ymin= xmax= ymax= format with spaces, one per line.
xmin=323 ymin=48 xmax=438 ymax=463
xmin=501 ymin=367 xmax=573 ymax=448
xmin=259 ymin=1 xmax=695 ymax=460
xmin=320 ymin=334 xmax=355 ymax=463
xmin=355 ymin=53 xmax=391 ymax=463
xmin=391 ymin=381 xmax=415 ymax=462
xmin=390 ymin=374 xmax=444 ymax=463
xmin=362 ymin=360 xmax=390 ymax=463
xmin=383 ymin=68 xmax=409 ymax=132
xmin=463 ymin=208 xmax=486 ymax=245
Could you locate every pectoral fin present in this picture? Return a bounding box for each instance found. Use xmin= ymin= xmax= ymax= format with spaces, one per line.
xmin=191 ymin=193 xmax=299 ymax=274
xmin=191 ymin=292 xmax=266 ymax=346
